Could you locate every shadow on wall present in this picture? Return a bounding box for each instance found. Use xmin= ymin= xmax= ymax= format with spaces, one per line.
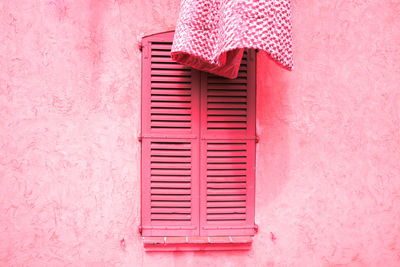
xmin=256 ymin=51 xmax=290 ymax=206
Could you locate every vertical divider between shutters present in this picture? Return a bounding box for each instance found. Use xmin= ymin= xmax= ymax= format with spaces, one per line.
xmin=191 ymin=68 xmax=201 ymax=236
xmin=199 ymin=71 xmax=208 ymax=236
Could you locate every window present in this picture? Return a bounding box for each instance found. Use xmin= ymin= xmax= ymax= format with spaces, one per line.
xmin=140 ymin=31 xmax=256 ymax=239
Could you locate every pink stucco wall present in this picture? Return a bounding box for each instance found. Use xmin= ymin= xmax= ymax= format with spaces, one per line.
xmin=1 ymin=0 xmax=400 ymax=266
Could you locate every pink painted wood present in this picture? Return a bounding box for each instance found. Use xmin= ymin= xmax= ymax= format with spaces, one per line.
xmin=141 ymin=31 xmax=200 ymax=236
xmin=199 ymin=51 xmax=256 ymax=236
xmin=141 ymin=31 xmax=256 ymax=237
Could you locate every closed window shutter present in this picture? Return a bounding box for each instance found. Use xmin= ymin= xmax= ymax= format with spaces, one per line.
xmin=141 ymin=32 xmax=200 ymax=236
xmin=199 ymin=50 xmax=256 ymax=236
xmin=141 ymin=32 xmax=256 ymax=237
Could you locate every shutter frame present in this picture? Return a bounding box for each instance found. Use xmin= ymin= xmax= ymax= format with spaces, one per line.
xmin=141 ymin=31 xmax=256 ymax=237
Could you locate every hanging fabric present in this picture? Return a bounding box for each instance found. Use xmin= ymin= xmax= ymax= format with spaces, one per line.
xmin=171 ymin=0 xmax=293 ymax=79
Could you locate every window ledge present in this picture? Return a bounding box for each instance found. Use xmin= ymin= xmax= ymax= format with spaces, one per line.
xmin=143 ymin=236 xmax=253 ymax=251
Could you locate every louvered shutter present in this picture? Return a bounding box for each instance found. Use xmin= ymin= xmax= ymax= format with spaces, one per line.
xmin=141 ymin=31 xmax=256 ymax=237
xmin=199 ymin=50 xmax=256 ymax=236
xmin=141 ymin=31 xmax=200 ymax=236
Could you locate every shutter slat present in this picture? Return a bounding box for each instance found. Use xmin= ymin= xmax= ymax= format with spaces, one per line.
xmin=151 ymin=201 xmax=191 ymax=208
xmin=206 ymin=214 xmax=246 ymax=220
xmin=151 ymin=207 xmax=192 ymax=213
xmin=207 ymin=151 xmax=248 ymax=157
xmin=207 ymin=116 xmax=247 ymax=122
xmin=151 ymin=169 xmax=192 ymax=176
xmin=207 ymin=78 xmax=247 ymax=84
xmin=151 ymin=89 xmax=191 ymax=95
xmin=151 ymin=156 xmax=191 ymax=163
xmin=207 ymin=103 xmax=247 ymax=109
xmin=207 ymin=109 xmax=247 ymax=116
xmin=206 ymin=177 xmax=247 ymax=182
xmin=207 ymin=157 xmax=246 ymax=163
xmin=207 ymin=90 xmax=247 ymax=96
xmin=207 ymin=201 xmax=246 ymax=208
xmin=151 ymin=69 xmax=191 ymax=76
xmin=151 ymin=43 xmax=172 ymax=50
xmin=151 ymin=142 xmax=191 ymax=149
xmin=151 ymin=56 xmax=177 ymax=63
xmin=151 ymin=121 xmax=191 ymax=128
xmin=151 ymin=176 xmax=192 ymax=182
xmin=207 ymin=122 xmax=247 ymax=129
xmin=207 ymin=84 xmax=247 ymax=90
xmin=151 ymin=50 xmax=172 ymax=56
xmin=151 ymin=63 xmax=190 ymax=69
xmin=151 ymin=194 xmax=192 ymax=201
xmin=151 ymin=102 xmax=191 ymax=108
xmin=208 ymin=96 xmax=247 ymax=102
xmin=151 ymin=108 xmax=192 ymax=115
xmin=206 ymin=195 xmax=247 ymax=201
xmin=207 ymin=208 xmax=246 ymax=214
xmin=151 ymin=188 xmax=191 ymax=195
xmin=150 ymin=163 xmax=192 ymax=169
xmin=151 ymin=115 xmax=191 ymax=121
xmin=239 ymin=58 xmax=247 ymax=64
xmin=207 ymin=164 xmax=246 ymax=170
xmin=207 ymin=182 xmax=246 ymax=189
xmin=207 ymin=188 xmax=247 ymax=195
xmin=151 ymin=95 xmax=191 ymax=102
xmin=207 ymin=143 xmax=247 ymax=150
xmin=151 ymin=82 xmax=191 ymax=88
xmin=207 ymin=170 xmax=247 ymax=176
xmin=151 ymin=214 xmax=191 ymax=220
xmin=150 ymin=150 xmax=192 ymax=156
xmin=151 ymin=76 xmax=192 ymax=82
xmin=151 ymin=182 xmax=191 ymax=188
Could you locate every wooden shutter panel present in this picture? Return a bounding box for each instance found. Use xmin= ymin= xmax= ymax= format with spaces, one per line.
xmin=199 ymin=50 xmax=256 ymax=236
xmin=141 ymin=32 xmax=200 ymax=236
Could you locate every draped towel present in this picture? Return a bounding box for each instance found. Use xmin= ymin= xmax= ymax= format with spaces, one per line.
xmin=171 ymin=0 xmax=293 ymax=79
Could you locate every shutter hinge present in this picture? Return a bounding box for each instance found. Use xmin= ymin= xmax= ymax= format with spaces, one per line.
xmin=138 ymin=41 xmax=143 ymax=52
xmin=138 ymin=132 xmax=142 ymax=142
xmin=256 ymin=136 xmax=260 ymax=143
xmin=254 ymin=224 xmax=259 ymax=233
xmin=138 ymin=225 xmax=143 ymax=235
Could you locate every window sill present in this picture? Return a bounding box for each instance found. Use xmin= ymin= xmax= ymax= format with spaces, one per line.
xmin=143 ymin=236 xmax=253 ymax=251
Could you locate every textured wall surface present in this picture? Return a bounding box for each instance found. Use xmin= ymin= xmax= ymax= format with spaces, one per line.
xmin=1 ymin=0 xmax=400 ymax=266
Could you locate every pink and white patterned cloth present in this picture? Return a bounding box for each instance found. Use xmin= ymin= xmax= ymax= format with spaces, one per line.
xmin=171 ymin=0 xmax=293 ymax=79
